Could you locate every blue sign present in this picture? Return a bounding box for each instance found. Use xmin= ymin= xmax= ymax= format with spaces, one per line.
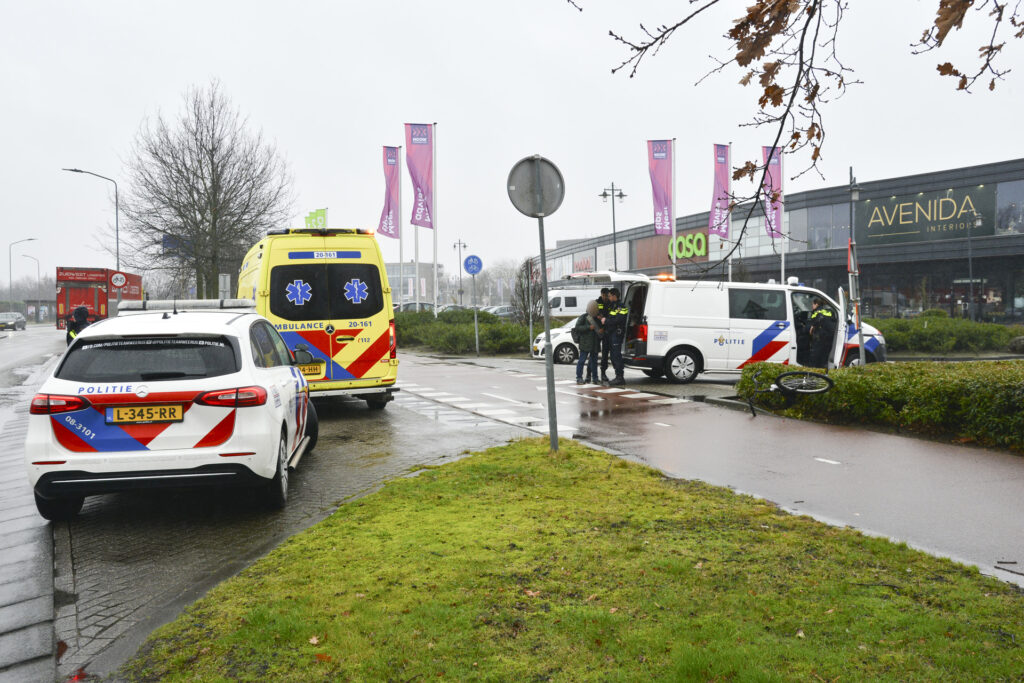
xmin=286 ymin=280 xmax=312 ymax=306
xmin=464 ymin=255 xmax=482 ymax=275
xmin=344 ymin=278 xmax=369 ymax=304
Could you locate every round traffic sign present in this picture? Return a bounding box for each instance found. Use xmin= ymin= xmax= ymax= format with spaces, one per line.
xmin=110 ymin=272 xmax=127 ymax=288
xmin=507 ymin=155 xmax=565 ymax=218
xmin=464 ymin=255 xmax=482 ymax=275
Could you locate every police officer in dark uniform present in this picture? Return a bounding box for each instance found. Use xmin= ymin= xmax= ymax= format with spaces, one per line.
xmin=807 ymin=298 xmax=837 ymax=368
xmin=605 ymin=288 xmax=628 ymax=385
xmin=65 ymin=306 xmax=91 ymax=346
xmin=595 ymin=288 xmax=611 ymax=382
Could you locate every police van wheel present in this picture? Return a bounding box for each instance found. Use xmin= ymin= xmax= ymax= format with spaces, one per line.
xmin=34 ymin=493 xmax=84 ymax=521
xmin=665 ymin=349 xmax=698 ymax=384
xmin=555 ymin=344 xmax=578 ymax=364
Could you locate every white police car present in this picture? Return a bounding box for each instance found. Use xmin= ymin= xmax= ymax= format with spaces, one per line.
xmin=531 ymin=320 xmax=580 ymax=364
xmin=25 ymin=300 xmax=318 ymax=520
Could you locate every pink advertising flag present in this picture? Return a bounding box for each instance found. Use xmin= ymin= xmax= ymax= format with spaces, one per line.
xmin=762 ymin=146 xmax=784 ymax=238
xmin=377 ymin=146 xmax=401 ymax=239
xmin=405 ymin=123 xmax=434 ymax=229
xmin=708 ymin=144 xmax=731 ymax=239
xmin=647 ymin=140 xmax=673 ymax=236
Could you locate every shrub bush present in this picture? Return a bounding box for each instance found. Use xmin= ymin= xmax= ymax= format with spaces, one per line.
xmin=738 ymin=361 xmax=1024 ymax=452
xmin=866 ymin=317 xmax=1024 ymax=353
xmin=394 ymin=311 xmax=529 ymax=355
xmin=921 ymin=308 xmax=949 ymax=318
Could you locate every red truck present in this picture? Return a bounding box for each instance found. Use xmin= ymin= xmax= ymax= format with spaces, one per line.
xmin=55 ymin=267 xmax=143 ymax=329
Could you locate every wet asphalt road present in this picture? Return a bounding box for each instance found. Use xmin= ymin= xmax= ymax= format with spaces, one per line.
xmin=2 ymin=337 xmax=1023 ymax=680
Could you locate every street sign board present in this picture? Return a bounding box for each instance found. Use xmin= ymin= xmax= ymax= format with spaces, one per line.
xmin=464 ymin=255 xmax=482 ymax=275
xmin=507 ymin=156 xmax=565 ymax=218
xmin=110 ymin=272 xmax=127 ymax=288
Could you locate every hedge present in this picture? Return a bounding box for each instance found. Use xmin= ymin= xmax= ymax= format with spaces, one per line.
xmin=866 ymin=317 xmax=1024 ymax=353
xmin=738 ymin=361 xmax=1024 ymax=453
xmin=394 ymin=311 xmax=529 ymax=355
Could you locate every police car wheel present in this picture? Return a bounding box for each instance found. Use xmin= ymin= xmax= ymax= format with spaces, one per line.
xmin=665 ymin=349 xmax=698 ymax=384
xmin=264 ymin=431 xmax=289 ymax=509
xmin=34 ymin=493 xmax=84 ymax=522
xmin=555 ymin=344 xmax=578 ymax=364
xmin=305 ymin=400 xmax=319 ymax=452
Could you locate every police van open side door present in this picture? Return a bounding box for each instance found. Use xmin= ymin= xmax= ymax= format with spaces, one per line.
xmin=831 ymin=287 xmax=850 ymax=369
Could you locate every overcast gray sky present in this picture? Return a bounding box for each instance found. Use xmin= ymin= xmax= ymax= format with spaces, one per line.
xmin=2 ymin=1 xmax=1021 ymax=286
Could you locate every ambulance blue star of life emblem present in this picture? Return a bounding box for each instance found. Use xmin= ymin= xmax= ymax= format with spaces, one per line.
xmin=344 ymin=278 xmax=368 ymax=304
xmin=286 ymin=279 xmax=312 ymax=306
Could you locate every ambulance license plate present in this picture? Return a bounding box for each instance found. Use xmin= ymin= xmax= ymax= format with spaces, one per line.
xmin=107 ymin=405 xmax=183 ymax=424
xmin=299 ymin=363 xmax=325 ymax=378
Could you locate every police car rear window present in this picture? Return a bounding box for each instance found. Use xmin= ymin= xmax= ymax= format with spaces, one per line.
xmin=270 ymin=264 xmax=384 ymax=321
xmin=57 ymin=337 xmax=238 ymax=382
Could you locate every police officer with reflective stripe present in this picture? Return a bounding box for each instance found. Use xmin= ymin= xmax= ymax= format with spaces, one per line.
xmin=595 ymin=288 xmax=611 ymax=382
xmin=605 ymin=288 xmax=628 ymax=386
xmin=807 ymin=298 xmax=836 ymax=369
xmin=65 ymin=306 xmax=91 ymax=346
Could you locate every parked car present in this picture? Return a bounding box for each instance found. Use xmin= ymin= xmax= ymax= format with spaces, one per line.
xmin=490 ymin=305 xmax=514 ymax=319
xmin=531 ymin=319 xmax=579 ymax=364
xmin=394 ymin=302 xmax=435 ymax=312
xmin=0 ymin=312 xmax=27 ymax=331
xmin=24 ymin=300 xmax=318 ymax=520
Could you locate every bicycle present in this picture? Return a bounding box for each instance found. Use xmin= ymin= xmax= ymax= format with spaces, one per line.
xmin=746 ymin=368 xmax=834 ymax=417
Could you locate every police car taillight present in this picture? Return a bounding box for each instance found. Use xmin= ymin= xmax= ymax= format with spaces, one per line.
xmin=195 ymin=386 xmax=268 ymax=407
xmin=30 ymin=394 xmax=90 ymax=415
xmin=635 ymin=324 xmax=648 ymax=342
xmin=389 ymin=320 xmax=397 ymax=359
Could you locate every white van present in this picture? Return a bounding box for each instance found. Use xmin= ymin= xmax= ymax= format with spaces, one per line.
xmin=592 ymin=273 xmax=885 ymax=383
xmin=546 ymin=288 xmax=602 ymax=317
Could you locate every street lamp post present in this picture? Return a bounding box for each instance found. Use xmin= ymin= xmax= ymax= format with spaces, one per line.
xmin=848 ymin=168 xmax=865 ymax=365
xmin=22 ymin=254 xmax=40 ymax=323
xmin=599 ymin=183 xmax=626 ymax=271
xmin=453 ymin=239 xmax=468 ymax=306
xmin=8 ymin=238 xmax=37 ymax=313
xmin=969 ymin=211 xmax=982 ymax=321
xmin=63 ymin=168 xmax=119 ymax=271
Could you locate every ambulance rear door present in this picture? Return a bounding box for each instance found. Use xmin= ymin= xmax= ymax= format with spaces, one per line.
xmin=323 ymin=259 xmax=392 ymax=383
xmin=266 ymin=238 xmax=332 ymax=382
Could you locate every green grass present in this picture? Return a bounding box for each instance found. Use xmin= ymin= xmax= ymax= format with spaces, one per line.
xmin=122 ymin=439 xmax=1024 ymax=681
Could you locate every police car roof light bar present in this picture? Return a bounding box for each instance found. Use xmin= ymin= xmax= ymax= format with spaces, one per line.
xmin=119 ymin=299 xmax=256 ymax=312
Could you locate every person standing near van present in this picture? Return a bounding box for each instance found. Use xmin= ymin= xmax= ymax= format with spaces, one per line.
xmin=595 ymin=288 xmax=611 ymax=382
xmin=807 ymin=298 xmax=837 ymax=368
xmin=605 ymin=288 xmax=628 ymax=385
xmin=573 ymin=300 xmax=602 ymax=384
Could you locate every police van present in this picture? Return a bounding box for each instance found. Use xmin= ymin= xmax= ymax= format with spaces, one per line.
xmin=578 ymin=271 xmax=886 ymax=384
xmin=237 ymin=228 xmax=398 ymax=408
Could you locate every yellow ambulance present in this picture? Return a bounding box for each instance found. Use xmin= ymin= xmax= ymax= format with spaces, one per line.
xmin=237 ymin=228 xmax=398 ymax=409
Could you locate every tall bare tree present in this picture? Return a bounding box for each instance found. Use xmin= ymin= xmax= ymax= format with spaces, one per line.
xmin=602 ymin=0 xmax=1022 ymax=267
xmin=511 ymin=258 xmax=544 ymax=325
xmin=121 ymin=81 xmax=294 ymax=297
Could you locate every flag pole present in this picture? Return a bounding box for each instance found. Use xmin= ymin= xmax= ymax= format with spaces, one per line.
xmin=780 ymin=148 xmax=786 ymax=282
xmin=671 ymin=138 xmax=677 ymax=279
xmin=728 ymin=142 xmax=734 ymax=282
xmin=432 ymin=122 xmax=438 ymax=317
xmin=398 ymin=146 xmax=404 ymax=309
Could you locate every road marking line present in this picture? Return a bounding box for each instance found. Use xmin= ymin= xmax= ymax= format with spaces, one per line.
xmin=654 ymin=422 xmax=672 ymax=427
xmin=554 ymin=389 xmax=603 ymax=401
xmin=596 ymin=388 xmax=627 ymax=393
xmin=437 ymin=396 xmax=469 ymax=403
xmin=648 ymin=398 xmax=689 ymax=404
xmin=618 ymin=392 xmax=659 ymax=399
xmin=481 ymin=392 xmax=531 ymax=405
xmin=418 ymin=392 xmax=453 ymax=397
xmin=814 ymin=457 xmax=841 ymax=465
xmin=456 ymin=403 xmax=500 ymax=410
xmin=478 ymin=409 xmax=517 ymax=416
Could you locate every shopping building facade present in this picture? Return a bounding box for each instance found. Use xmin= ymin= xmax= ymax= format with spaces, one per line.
xmin=538 ymin=158 xmax=1024 ymax=321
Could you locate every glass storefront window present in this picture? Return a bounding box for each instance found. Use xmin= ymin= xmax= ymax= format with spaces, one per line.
xmin=995 ymin=180 xmax=1024 ymax=235
xmin=808 ymin=204 xmax=833 ymax=250
xmin=788 ymin=208 xmax=807 ymax=252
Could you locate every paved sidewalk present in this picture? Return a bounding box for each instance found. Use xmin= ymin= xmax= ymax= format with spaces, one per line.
xmin=0 ymin=395 xmax=55 ymax=681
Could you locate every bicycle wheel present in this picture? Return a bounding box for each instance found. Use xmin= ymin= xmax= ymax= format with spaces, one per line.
xmin=775 ymin=371 xmax=834 ymax=395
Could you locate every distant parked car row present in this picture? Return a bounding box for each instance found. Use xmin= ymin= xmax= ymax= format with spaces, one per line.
xmin=392 ymin=303 xmax=514 ymax=319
